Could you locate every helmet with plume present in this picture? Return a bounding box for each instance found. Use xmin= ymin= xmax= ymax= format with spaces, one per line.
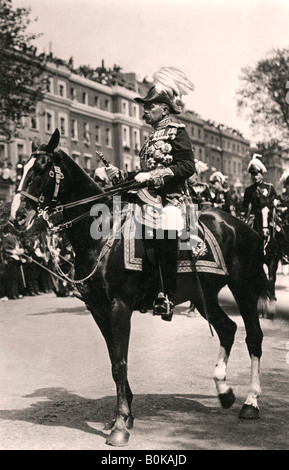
xmin=209 ymin=171 xmax=226 ymax=185
xmin=247 ymin=153 xmax=267 ymax=174
xmin=134 ymin=66 xmax=194 ymax=114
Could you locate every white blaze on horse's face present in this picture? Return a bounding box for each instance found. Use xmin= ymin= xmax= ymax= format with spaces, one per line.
xmin=10 ymin=157 xmax=36 ymax=227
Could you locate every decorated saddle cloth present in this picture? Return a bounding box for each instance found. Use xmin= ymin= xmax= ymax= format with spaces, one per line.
xmin=122 ymin=212 xmax=228 ymax=276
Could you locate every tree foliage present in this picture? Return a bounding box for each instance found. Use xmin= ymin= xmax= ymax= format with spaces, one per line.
xmin=236 ymin=47 xmax=289 ymax=142
xmin=0 ymin=0 xmax=47 ymax=141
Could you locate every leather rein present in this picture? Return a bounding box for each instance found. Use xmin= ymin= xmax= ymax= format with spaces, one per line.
xmin=19 ymin=157 xmax=143 ymax=231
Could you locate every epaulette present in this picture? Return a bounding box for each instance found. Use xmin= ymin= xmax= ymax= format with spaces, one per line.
xmin=168 ymin=122 xmax=186 ymax=128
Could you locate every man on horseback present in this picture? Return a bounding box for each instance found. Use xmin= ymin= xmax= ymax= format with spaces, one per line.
xmin=242 ymin=154 xmax=288 ymax=263
xmin=276 ymin=170 xmax=289 ymax=264
xmin=209 ymin=171 xmax=236 ymax=216
xmin=242 ymin=154 xmax=277 ymax=234
xmin=105 ymin=67 xmax=196 ymax=321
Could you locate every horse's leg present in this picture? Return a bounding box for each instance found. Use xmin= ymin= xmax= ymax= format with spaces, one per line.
xmin=91 ymin=301 xmax=133 ymax=447
xmin=194 ymin=289 xmax=237 ymax=409
xmin=266 ymin=256 xmax=278 ymax=320
xmin=229 ymin=286 xmax=263 ymax=419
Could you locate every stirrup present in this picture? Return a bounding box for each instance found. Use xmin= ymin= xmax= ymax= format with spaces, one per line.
xmin=153 ymin=292 xmax=174 ymax=321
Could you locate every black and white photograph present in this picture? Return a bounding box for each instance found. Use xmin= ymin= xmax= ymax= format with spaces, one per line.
xmin=1 ymin=0 xmax=289 ymax=454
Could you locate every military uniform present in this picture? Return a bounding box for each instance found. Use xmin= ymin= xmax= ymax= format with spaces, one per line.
xmin=242 ymin=182 xmax=277 ymax=234
xmin=135 ymin=118 xmax=195 ymax=318
xmin=187 ymin=181 xmax=213 ymax=208
xmin=212 ymin=186 xmax=235 ymax=215
xmin=137 ymin=118 xmax=195 ymax=204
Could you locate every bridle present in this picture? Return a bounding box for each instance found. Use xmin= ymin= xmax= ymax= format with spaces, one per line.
xmin=18 ymin=151 xmax=144 ymax=231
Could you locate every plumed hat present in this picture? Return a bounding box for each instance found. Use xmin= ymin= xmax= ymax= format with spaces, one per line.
xmin=134 ymin=66 xmax=194 ymax=114
xmin=280 ymin=170 xmax=289 ymax=186
xmin=209 ymin=171 xmax=226 ymax=184
xmin=247 ymin=153 xmax=267 ymax=174
xmin=194 ymin=159 xmax=209 ymax=175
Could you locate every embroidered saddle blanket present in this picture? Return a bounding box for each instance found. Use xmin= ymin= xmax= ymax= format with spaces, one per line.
xmin=123 ymin=215 xmax=228 ymax=276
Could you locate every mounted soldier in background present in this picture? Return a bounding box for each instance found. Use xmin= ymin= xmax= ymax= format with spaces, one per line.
xmin=276 ymin=170 xmax=289 ymax=265
xmin=105 ymin=67 xmax=196 ymax=321
xmin=187 ymin=160 xmax=213 ymax=210
xmin=209 ymin=171 xmax=236 ymax=217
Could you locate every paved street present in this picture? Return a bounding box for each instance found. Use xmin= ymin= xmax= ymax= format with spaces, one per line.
xmin=0 ymin=272 xmax=289 ymax=450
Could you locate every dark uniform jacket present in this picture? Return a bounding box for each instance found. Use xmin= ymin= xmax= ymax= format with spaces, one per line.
xmin=188 ymin=182 xmax=213 ymax=208
xmin=137 ymin=119 xmax=195 ymax=205
xmin=212 ymin=187 xmax=235 ymax=214
xmin=242 ymin=181 xmax=277 ymax=233
xmin=277 ymin=191 xmax=289 ymax=226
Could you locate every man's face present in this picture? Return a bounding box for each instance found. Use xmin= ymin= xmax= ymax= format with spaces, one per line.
xmin=250 ymin=171 xmax=263 ymax=184
xmin=142 ymin=103 xmax=165 ymax=125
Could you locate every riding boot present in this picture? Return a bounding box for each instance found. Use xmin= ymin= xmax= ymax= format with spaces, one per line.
xmin=135 ymin=238 xmax=157 ymax=313
xmin=153 ymin=230 xmax=179 ymax=322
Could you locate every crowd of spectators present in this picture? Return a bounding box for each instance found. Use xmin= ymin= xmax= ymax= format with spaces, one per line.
xmin=0 ymin=202 xmax=76 ymax=302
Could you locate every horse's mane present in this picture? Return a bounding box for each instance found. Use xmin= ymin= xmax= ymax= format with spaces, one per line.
xmin=56 ymin=148 xmax=105 ymax=195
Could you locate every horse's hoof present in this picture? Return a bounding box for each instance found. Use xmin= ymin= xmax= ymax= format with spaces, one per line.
xmin=239 ymin=404 xmax=260 ymax=419
xmin=106 ymin=429 xmax=130 ymax=447
xmin=267 ymin=313 xmax=275 ymax=320
xmin=218 ymin=388 xmax=236 ymax=409
xmin=126 ymin=415 xmax=134 ymax=429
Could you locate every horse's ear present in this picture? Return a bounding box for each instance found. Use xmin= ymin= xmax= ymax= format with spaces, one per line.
xmin=32 ymin=137 xmax=41 ymax=153
xmin=46 ymin=128 xmax=60 ymax=152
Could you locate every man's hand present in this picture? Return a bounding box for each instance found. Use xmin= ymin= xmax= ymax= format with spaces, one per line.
xmin=134 ymin=172 xmax=151 ymax=183
xmin=105 ymin=165 xmax=119 ymax=180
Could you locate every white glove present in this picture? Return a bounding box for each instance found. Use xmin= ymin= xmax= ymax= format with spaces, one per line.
xmin=105 ymin=165 xmax=120 ymax=180
xmin=134 ymin=172 xmax=151 ymax=183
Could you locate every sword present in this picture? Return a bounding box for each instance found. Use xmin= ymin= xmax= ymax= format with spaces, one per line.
xmin=21 ymin=253 xmax=72 ymax=283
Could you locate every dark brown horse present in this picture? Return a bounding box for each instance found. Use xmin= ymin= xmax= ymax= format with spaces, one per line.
xmin=10 ymin=130 xmax=269 ymax=447
xmin=245 ymin=205 xmax=284 ymax=319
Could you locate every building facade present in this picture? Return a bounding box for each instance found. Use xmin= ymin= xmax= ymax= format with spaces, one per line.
xmin=0 ymin=59 xmax=252 ymax=201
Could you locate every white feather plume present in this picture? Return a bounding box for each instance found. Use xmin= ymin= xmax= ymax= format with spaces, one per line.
xmin=153 ymin=67 xmax=194 ymax=99
xmin=194 ymin=159 xmax=209 ymax=174
xmin=247 ymin=154 xmax=267 ymax=173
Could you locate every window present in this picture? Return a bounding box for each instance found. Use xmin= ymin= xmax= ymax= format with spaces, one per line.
xmin=94 ymin=96 xmax=99 ymax=107
xmin=104 ymin=98 xmax=110 ymax=111
xmin=30 ymin=115 xmax=39 ymax=130
xmin=17 ymin=143 xmax=25 ymax=162
xmin=133 ymin=128 xmax=140 ymax=152
xmin=71 ymin=119 xmax=78 ymax=140
xmin=105 ymin=128 xmax=112 ymax=147
xmin=82 ymin=91 xmax=88 ymax=105
xmin=95 ymin=125 xmax=101 ymax=144
xmin=58 ymin=81 xmax=66 ymax=97
xmin=191 ymin=126 xmax=194 ymax=136
xmin=83 ymin=122 xmax=90 ymax=143
xmin=70 ymin=87 xmax=76 ymax=100
xmin=46 ymin=77 xmax=54 ymax=94
xmin=84 ymin=154 xmax=92 ymax=170
xmin=198 ymin=148 xmax=202 ymax=160
xmin=132 ymin=105 xmax=139 ymax=119
xmin=198 ymin=128 xmax=202 ymax=139
xmin=72 ymin=152 xmax=80 ymax=165
xmin=122 ymin=125 xmax=130 ymax=148
xmin=121 ymin=99 xmax=129 ymax=116
xmin=59 ymin=113 xmax=68 ymax=137
xmin=45 ymin=110 xmax=55 ymax=133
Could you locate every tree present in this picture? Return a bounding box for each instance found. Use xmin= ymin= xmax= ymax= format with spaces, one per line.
xmin=0 ymin=0 xmax=47 ymax=141
xmin=236 ymin=47 xmax=289 ymax=142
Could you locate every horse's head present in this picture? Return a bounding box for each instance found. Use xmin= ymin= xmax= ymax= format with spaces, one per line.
xmin=10 ymin=128 xmax=61 ymax=231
